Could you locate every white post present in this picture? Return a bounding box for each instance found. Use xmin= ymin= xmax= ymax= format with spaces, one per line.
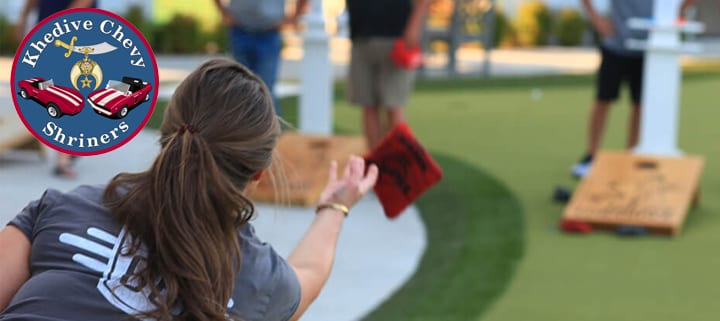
xmin=630 ymin=0 xmax=703 ymax=156
xmin=299 ymin=0 xmax=333 ymax=135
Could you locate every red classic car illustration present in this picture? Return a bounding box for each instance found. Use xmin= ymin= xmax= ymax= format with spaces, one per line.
xmin=17 ymin=77 xmax=84 ymax=118
xmin=88 ymin=77 xmax=153 ymax=119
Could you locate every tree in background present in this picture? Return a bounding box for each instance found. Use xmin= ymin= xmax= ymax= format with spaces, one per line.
xmin=514 ymin=0 xmax=551 ymax=47
xmin=0 ymin=16 xmax=19 ymax=55
xmin=555 ymin=7 xmax=586 ymax=46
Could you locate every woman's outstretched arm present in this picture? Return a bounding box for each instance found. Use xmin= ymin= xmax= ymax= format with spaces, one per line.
xmin=287 ymin=156 xmax=378 ymax=321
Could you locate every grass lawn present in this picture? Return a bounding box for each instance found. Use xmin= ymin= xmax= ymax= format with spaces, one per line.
xmin=337 ymin=71 xmax=720 ymax=321
xmin=148 ymin=70 xmax=720 ymax=321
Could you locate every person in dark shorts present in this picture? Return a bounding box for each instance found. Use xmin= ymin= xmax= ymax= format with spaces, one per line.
xmin=0 ymin=59 xmax=379 ymax=321
xmin=346 ymin=0 xmax=432 ymax=150
xmin=572 ymin=0 xmax=695 ymax=178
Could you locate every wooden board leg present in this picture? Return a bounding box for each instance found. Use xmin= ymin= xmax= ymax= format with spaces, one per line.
xmin=692 ymin=188 xmax=701 ymax=209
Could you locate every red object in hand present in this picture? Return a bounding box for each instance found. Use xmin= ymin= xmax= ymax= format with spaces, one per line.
xmin=560 ymin=220 xmax=593 ymax=234
xmin=390 ymin=39 xmax=423 ymax=70
xmin=365 ymin=122 xmax=443 ymax=218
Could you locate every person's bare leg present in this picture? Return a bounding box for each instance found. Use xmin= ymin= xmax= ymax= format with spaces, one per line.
xmin=382 ymin=107 xmax=405 ymax=137
xmin=627 ymin=103 xmax=641 ymax=149
xmin=54 ymin=153 xmax=77 ymax=178
xmin=387 ymin=107 xmax=405 ymax=127
xmin=587 ymin=100 xmax=612 ymax=155
xmin=363 ymin=107 xmax=383 ymax=150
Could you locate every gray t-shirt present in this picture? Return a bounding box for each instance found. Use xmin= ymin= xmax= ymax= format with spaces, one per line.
xmin=603 ymin=0 xmax=654 ymax=56
xmin=1 ymin=185 xmax=300 ymax=321
xmin=227 ymin=0 xmax=287 ymax=31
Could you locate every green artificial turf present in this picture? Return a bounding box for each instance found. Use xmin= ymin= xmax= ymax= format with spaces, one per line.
xmin=469 ymin=73 xmax=720 ymax=321
xmin=360 ymin=154 xmax=524 ymax=321
xmin=147 ymin=70 xmax=720 ymax=321
xmin=329 ymin=72 xmax=720 ymax=321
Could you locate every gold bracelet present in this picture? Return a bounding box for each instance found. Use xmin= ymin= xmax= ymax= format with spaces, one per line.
xmin=316 ymin=203 xmax=349 ymax=217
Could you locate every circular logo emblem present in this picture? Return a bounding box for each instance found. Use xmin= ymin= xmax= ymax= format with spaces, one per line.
xmin=11 ymin=8 xmax=158 ymax=156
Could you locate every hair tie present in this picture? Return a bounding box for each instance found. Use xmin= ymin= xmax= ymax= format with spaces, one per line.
xmin=177 ymin=123 xmax=197 ymax=134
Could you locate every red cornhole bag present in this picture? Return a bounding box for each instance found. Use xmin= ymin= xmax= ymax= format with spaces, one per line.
xmin=560 ymin=220 xmax=593 ymax=234
xmin=389 ymin=39 xmax=423 ymax=70
xmin=365 ymin=122 xmax=443 ymax=218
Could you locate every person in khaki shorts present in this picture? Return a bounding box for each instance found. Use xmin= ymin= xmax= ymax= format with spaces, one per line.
xmin=346 ymin=0 xmax=431 ymax=150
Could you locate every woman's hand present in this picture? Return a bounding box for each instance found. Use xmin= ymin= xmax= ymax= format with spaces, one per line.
xmin=318 ymin=156 xmax=379 ymax=209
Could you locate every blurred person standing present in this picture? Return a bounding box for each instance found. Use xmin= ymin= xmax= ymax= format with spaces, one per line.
xmin=346 ymin=0 xmax=431 ymax=150
xmin=572 ymin=0 xmax=695 ymax=178
xmin=15 ymin=0 xmax=97 ymax=178
xmin=213 ymin=0 xmax=308 ymax=117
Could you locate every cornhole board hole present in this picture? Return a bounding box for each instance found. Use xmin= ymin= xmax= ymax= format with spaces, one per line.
xmin=563 ymin=151 xmax=703 ymax=236
xmin=0 ymin=112 xmax=46 ymax=158
xmin=250 ymin=132 xmax=366 ymax=206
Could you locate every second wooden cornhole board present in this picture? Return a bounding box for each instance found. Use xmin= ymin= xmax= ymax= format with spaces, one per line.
xmin=249 ymin=132 xmax=366 ymax=206
xmin=563 ymin=152 xmax=703 ymax=236
xmin=0 ymin=112 xmax=46 ymax=158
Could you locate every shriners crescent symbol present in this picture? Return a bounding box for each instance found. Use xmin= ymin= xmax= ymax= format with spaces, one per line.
xmin=54 ymin=36 xmax=117 ymax=90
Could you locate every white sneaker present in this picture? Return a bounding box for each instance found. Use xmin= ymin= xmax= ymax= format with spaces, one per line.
xmin=571 ymin=161 xmax=592 ymax=179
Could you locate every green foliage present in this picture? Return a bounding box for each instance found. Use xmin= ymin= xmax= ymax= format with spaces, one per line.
xmin=493 ymin=8 xmax=515 ymax=47
xmin=123 ymin=5 xmax=154 ymax=48
xmin=0 ymin=15 xmax=19 ymax=56
xmin=514 ymin=0 xmax=552 ymax=47
xmin=153 ymin=14 xmax=203 ymax=53
xmin=135 ymin=11 xmax=228 ymax=54
xmin=555 ymin=7 xmax=587 ymax=47
xmin=204 ymin=24 xmax=229 ymax=54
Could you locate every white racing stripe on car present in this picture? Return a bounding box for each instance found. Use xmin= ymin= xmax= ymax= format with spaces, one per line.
xmin=91 ymin=89 xmax=113 ymax=100
xmin=88 ymin=99 xmax=112 ymax=115
xmin=98 ymin=91 xmax=124 ymax=106
xmin=51 ymin=87 xmax=82 ymax=105
xmin=46 ymin=87 xmax=81 ymax=106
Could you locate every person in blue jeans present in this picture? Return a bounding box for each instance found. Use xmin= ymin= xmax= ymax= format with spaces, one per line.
xmin=214 ymin=0 xmax=308 ymax=116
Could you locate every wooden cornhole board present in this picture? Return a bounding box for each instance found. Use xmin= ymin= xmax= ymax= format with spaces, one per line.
xmin=563 ymin=151 xmax=703 ymax=236
xmin=0 ymin=112 xmax=46 ymax=158
xmin=249 ymin=132 xmax=366 ymax=206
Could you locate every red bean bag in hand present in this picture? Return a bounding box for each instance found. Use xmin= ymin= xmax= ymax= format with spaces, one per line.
xmin=365 ymin=122 xmax=443 ymax=218
xmin=390 ymin=39 xmax=423 ymax=70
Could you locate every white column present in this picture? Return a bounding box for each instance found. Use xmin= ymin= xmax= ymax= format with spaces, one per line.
xmin=629 ymin=0 xmax=704 ymax=156
xmin=633 ymin=0 xmax=684 ymax=156
xmin=299 ymin=0 xmax=333 ymax=135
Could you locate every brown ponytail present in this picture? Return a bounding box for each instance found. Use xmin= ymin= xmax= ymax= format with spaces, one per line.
xmin=103 ymin=59 xmax=280 ymax=321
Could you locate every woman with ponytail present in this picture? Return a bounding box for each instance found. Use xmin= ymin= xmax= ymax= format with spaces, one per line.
xmin=0 ymin=58 xmax=378 ymax=321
